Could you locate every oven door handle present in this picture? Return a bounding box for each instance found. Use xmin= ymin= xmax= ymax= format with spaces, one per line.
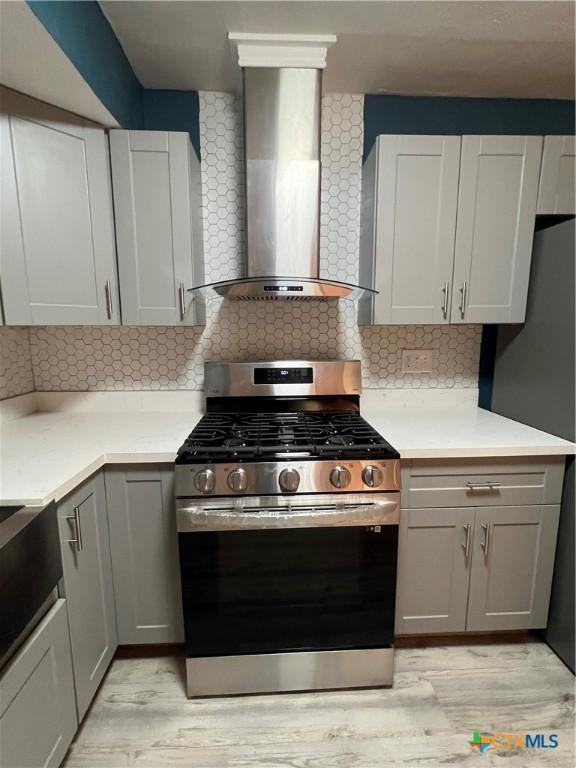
xmin=177 ymin=499 xmax=399 ymax=532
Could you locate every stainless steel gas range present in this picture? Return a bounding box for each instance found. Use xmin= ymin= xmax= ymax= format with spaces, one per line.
xmin=175 ymin=360 xmax=400 ymax=697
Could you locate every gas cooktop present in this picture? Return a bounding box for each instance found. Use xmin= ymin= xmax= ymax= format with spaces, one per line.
xmin=176 ymin=410 xmax=399 ymax=464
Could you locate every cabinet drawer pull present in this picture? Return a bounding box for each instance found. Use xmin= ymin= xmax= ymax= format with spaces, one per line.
xmin=461 ymin=523 xmax=472 ymax=562
xmin=104 ymin=280 xmax=113 ymax=320
xmin=179 ymin=282 xmax=186 ymax=321
xmin=459 ymin=281 xmax=467 ymax=319
xmin=442 ymin=282 xmax=449 ymax=319
xmin=481 ymin=523 xmax=491 ymax=559
xmin=466 ymin=481 xmax=501 ymax=492
xmin=66 ymin=505 xmax=83 ymax=552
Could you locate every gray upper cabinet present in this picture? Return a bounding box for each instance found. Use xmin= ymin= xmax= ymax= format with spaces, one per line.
xmin=58 ymin=472 xmax=117 ymax=721
xmin=0 ymin=87 xmax=120 ymax=325
xmin=467 ymin=505 xmax=561 ymax=631
xmin=360 ymin=133 xmax=543 ymax=326
xmin=0 ymin=600 xmax=77 ymax=768
xmin=105 ymin=466 xmax=184 ymax=644
xmin=109 ymin=130 xmax=205 ymax=326
xmin=359 ymin=135 xmax=461 ymax=325
xmin=537 ymin=135 xmax=575 ymax=215
xmin=451 ymin=135 xmax=543 ymax=324
xmin=395 ymin=507 xmax=474 ymax=634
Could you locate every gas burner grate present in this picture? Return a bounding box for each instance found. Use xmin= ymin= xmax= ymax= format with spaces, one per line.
xmin=176 ymin=410 xmax=398 ymax=463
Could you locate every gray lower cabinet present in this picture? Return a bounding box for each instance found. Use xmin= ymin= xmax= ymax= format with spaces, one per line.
xmin=396 ymin=503 xmax=561 ymax=634
xmin=0 ymin=599 xmax=77 ymax=768
xmin=395 ymin=507 xmax=474 ymax=634
xmin=401 ymin=456 xmax=565 ymax=510
xmin=467 ymin=505 xmax=561 ymax=631
xmin=105 ymin=466 xmax=184 ymax=644
xmin=58 ymin=472 xmax=118 ymax=721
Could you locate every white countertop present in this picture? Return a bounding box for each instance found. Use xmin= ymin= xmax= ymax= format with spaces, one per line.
xmin=361 ymin=390 xmax=575 ymax=460
xmin=1 ymin=390 xmax=574 ymax=506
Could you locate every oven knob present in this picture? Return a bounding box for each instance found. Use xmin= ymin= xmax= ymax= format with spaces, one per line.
xmin=227 ymin=468 xmax=248 ymax=492
xmin=330 ymin=466 xmax=351 ymax=489
xmin=194 ymin=469 xmax=216 ymax=494
xmin=279 ymin=468 xmax=300 ymax=493
xmin=362 ymin=465 xmax=384 ymax=488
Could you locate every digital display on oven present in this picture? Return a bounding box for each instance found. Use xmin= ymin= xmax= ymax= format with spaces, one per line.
xmin=254 ymin=367 xmax=313 ymax=385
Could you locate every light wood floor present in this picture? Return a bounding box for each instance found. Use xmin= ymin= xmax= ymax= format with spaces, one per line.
xmin=63 ymin=640 xmax=574 ymax=768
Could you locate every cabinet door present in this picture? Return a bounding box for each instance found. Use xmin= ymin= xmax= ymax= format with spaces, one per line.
xmin=58 ymin=473 xmax=117 ymax=721
xmin=395 ymin=507 xmax=474 ymax=634
xmin=451 ymin=135 xmax=543 ymax=324
xmin=467 ymin=505 xmax=560 ymax=631
xmin=537 ymin=135 xmax=575 ymax=215
xmin=110 ymin=130 xmax=204 ymax=325
xmin=0 ymin=88 xmax=119 ymax=325
xmin=105 ymin=466 xmax=184 ymax=644
xmin=0 ymin=600 xmax=77 ymax=768
xmin=371 ymin=135 xmax=461 ymax=324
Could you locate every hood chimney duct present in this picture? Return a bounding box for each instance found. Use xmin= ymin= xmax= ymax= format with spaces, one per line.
xmin=244 ymin=67 xmax=321 ymax=280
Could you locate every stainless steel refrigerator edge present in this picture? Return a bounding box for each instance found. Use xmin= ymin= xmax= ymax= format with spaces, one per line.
xmin=491 ymin=218 xmax=575 ymax=673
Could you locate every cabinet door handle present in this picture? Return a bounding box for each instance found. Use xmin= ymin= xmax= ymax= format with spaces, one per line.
xmin=459 ymin=281 xmax=467 ymax=319
xmin=466 ymin=481 xmax=501 ymax=492
xmin=104 ymin=280 xmax=113 ymax=320
xmin=179 ymin=282 xmax=186 ymax=321
xmin=461 ymin=523 xmax=472 ymax=562
xmin=66 ymin=505 xmax=83 ymax=552
xmin=481 ymin=523 xmax=491 ymax=559
xmin=442 ymin=282 xmax=450 ymax=319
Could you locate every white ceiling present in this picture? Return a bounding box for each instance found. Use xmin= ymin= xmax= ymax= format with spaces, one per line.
xmin=100 ymin=1 xmax=575 ymax=99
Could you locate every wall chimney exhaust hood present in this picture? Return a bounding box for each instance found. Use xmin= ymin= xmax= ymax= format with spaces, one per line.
xmin=189 ymin=34 xmax=376 ymax=302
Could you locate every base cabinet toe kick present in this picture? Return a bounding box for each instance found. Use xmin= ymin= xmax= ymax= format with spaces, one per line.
xmin=395 ymin=457 xmax=565 ymax=635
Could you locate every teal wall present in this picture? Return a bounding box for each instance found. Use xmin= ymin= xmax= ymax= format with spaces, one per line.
xmin=143 ymin=90 xmax=200 ymax=160
xmin=364 ymin=94 xmax=575 ymax=158
xmin=26 ymin=1 xmax=201 ymax=155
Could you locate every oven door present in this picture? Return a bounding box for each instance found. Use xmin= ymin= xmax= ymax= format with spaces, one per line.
xmin=177 ymin=494 xmax=398 ymax=659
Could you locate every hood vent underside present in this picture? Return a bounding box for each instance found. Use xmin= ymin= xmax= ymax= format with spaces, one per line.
xmin=190 ymin=276 xmax=373 ymax=302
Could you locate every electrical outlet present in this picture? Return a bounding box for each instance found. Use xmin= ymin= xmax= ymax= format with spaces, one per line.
xmin=401 ymin=349 xmax=434 ymax=373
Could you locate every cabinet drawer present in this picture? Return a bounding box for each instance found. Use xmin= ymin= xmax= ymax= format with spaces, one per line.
xmin=401 ymin=457 xmax=565 ymax=509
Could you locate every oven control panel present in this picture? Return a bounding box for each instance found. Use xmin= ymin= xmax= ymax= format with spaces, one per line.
xmin=254 ymin=367 xmax=313 ymax=385
xmin=175 ymin=459 xmax=400 ymax=498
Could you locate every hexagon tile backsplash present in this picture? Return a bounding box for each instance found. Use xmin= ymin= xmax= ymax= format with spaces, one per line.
xmin=0 ymin=327 xmax=34 ymax=399
xmin=28 ymin=309 xmax=481 ymax=392
xmin=0 ymin=92 xmax=482 ymax=399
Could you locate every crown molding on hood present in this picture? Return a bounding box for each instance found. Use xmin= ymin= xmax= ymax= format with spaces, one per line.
xmin=229 ymin=32 xmax=337 ymax=70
